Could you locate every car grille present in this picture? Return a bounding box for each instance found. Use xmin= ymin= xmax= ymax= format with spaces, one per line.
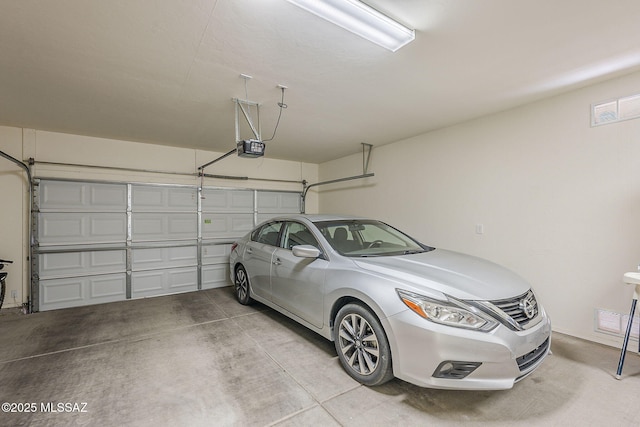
xmin=491 ymin=290 xmax=539 ymax=329
xmin=516 ymin=337 xmax=550 ymax=372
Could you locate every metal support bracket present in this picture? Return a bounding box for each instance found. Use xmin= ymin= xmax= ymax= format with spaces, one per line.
xmin=301 ymin=143 xmax=375 ymax=213
xmin=362 ymin=143 xmax=373 ymax=174
xmin=234 ymin=98 xmax=262 ymax=142
xmin=197 ymin=98 xmax=260 ymax=176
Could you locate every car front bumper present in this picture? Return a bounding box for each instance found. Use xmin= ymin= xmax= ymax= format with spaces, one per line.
xmin=385 ymin=308 xmax=552 ymax=390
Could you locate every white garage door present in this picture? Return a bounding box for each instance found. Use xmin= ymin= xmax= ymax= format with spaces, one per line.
xmin=35 ymin=179 xmax=301 ymax=311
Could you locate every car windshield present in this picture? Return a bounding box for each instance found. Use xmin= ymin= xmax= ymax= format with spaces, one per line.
xmin=314 ymin=220 xmax=433 ymax=257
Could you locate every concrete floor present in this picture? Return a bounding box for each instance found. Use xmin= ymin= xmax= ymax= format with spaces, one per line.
xmin=1 ymin=287 xmax=640 ymax=427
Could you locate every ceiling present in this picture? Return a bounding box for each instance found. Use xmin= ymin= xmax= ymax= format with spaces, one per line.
xmin=2 ymin=0 xmax=640 ymax=164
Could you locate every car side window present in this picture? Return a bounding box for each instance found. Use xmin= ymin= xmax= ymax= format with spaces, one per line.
xmin=282 ymin=222 xmax=319 ymax=250
xmin=252 ymin=222 xmax=283 ymax=247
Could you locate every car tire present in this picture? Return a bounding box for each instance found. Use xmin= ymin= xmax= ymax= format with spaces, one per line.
xmin=234 ymin=265 xmax=253 ymax=305
xmin=334 ymin=303 xmax=394 ymax=386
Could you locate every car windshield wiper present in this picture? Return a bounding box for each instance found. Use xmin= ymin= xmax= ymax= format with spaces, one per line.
xmin=402 ymin=250 xmax=425 ymax=255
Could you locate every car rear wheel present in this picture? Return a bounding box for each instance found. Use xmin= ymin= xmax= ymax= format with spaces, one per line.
xmin=234 ymin=265 xmax=253 ymax=305
xmin=334 ymin=303 xmax=393 ymax=386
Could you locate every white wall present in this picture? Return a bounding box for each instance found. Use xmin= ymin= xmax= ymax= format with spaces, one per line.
xmin=318 ymin=70 xmax=640 ymax=347
xmin=0 ymin=127 xmax=318 ymax=309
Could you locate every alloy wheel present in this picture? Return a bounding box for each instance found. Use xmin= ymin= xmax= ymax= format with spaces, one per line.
xmin=337 ymin=313 xmax=380 ymax=376
xmin=234 ymin=266 xmax=251 ymax=305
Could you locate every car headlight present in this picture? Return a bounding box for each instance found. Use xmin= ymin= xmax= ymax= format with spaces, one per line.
xmin=397 ymin=289 xmax=498 ymax=332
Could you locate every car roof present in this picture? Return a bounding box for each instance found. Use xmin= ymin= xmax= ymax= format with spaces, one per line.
xmin=267 ymin=214 xmax=368 ymax=223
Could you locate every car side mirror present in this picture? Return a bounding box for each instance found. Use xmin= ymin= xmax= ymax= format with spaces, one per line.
xmin=292 ymin=245 xmax=321 ymax=258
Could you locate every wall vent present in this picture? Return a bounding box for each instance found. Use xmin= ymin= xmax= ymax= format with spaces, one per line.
xmin=592 ymin=93 xmax=640 ymax=126
xmin=595 ymin=308 xmax=639 ymax=340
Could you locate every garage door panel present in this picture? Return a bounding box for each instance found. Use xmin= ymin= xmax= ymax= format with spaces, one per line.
xmin=132 ymin=216 xmax=162 ymax=235
xmin=40 ymin=250 xmax=126 ymax=279
xmin=90 ymin=275 xmax=127 ymax=299
xmin=91 ymin=216 xmax=128 ymax=237
xmin=201 ymin=189 xmax=253 ymax=212
xmin=40 ymin=181 xmax=127 ymax=211
xmin=42 ymin=278 xmax=84 ymax=306
xmin=200 ymin=190 xmax=227 ymax=210
xmin=230 ymin=191 xmax=254 ymax=210
xmin=132 ymin=246 xmax=197 ymax=270
xmin=202 ymin=244 xmax=230 ymax=265
xmin=41 ymin=182 xmax=82 ymax=210
xmin=39 ymin=213 xmax=127 ymax=245
xmin=257 ymin=192 xmax=279 ymax=210
xmin=169 ymin=269 xmax=198 ymax=291
xmin=170 ymin=217 xmax=197 ymax=234
xmin=131 ymin=271 xmax=164 ymax=295
xmin=132 ymin=213 xmax=197 ymax=241
xmin=40 ymin=273 xmax=126 ymax=311
xmin=257 ymin=191 xmax=301 ymax=213
xmin=90 ymin=250 xmax=127 ymax=269
xmin=41 ymin=215 xmax=82 ymax=239
xmin=131 ymin=267 xmax=197 ymax=298
xmin=89 ymin=186 xmax=127 ymax=208
xmin=132 ymin=185 xmax=197 ymax=212
xmin=41 ymin=252 xmax=82 ymax=272
xmin=201 ymin=216 xmax=227 ymax=235
xmin=202 ymin=264 xmax=229 ymax=289
xmin=201 ymin=213 xmax=253 ymax=239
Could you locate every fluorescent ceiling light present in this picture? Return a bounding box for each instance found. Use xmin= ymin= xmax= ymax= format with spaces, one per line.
xmin=287 ymin=0 xmax=415 ymax=52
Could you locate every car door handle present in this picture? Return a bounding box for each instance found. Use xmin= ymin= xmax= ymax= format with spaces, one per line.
xmin=273 ymin=258 xmax=281 ymax=265
xmin=246 ymin=248 xmax=253 ymax=254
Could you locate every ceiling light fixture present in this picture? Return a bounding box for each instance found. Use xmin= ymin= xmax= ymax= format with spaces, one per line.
xmin=287 ymin=0 xmax=415 ymax=52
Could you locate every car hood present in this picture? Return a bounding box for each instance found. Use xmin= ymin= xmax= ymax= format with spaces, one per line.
xmin=352 ymin=249 xmax=530 ymax=301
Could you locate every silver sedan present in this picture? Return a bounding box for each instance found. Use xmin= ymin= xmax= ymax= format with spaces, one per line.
xmin=229 ymin=214 xmax=551 ymax=390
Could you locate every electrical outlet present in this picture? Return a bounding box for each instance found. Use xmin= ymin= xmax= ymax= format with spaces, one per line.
xmin=11 ymin=290 xmax=17 ymax=299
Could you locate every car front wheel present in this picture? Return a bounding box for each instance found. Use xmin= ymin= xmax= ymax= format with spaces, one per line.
xmin=334 ymin=303 xmax=393 ymax=386
xmin=234 ymin=265 xmax=253 ymax=305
